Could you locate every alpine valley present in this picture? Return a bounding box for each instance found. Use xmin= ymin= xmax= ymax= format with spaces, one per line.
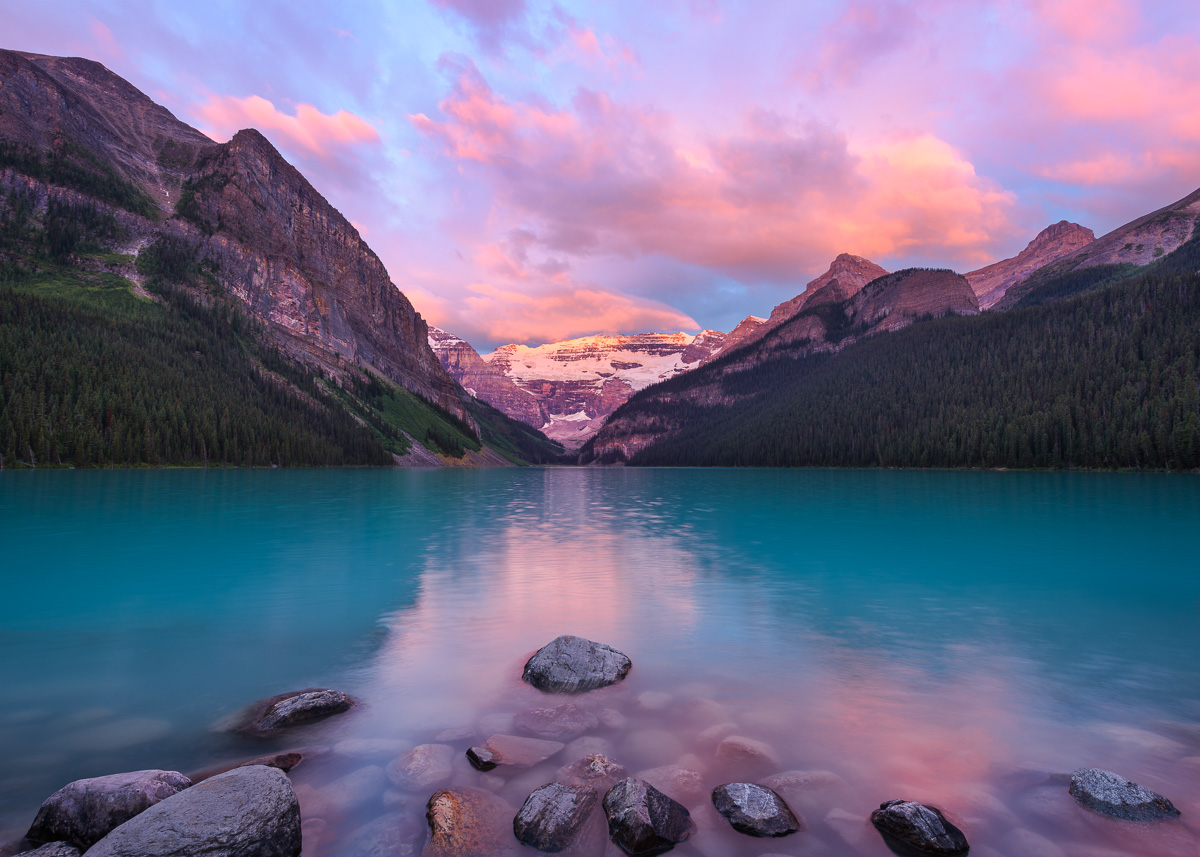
xmin=2 ymin=49 xmax=1199 ymax=470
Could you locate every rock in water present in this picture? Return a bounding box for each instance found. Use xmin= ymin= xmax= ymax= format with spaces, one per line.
xmin=515 ymin=704 xmax=600 ymax=740
xmin=602 ymin=777 xmax=695 ymax=856
xmin=425 ymin=787 xmax=516 ymax=857
xmin=557 ymin=755 xmax=631 ymax=790
xmin=870 ymin=800 xmax=969 ymax=856
xmin=513 ymin=783 xmax=599 ymax=852
xmin=26 ymin=769 xmax=192 ymax=848
xmin=523 ymin=636 xmax=632 ymax=694
xmin=22 ymin=845 xmax=83 ymax=857
xmin=189 ymin=751 xmax=303 ymax=783
xmin=226 ymin=688 xmax=355 ymax=736
xmin=711 ymin=783 xmax=802 ymax=837
xmin=1068 ymin=768 xmax=1180 ymax=821
xmin=387 ymin=744 xmax=455 ymax=790
xmin=85 ymin=765 xmax=300 ymax=857
xmin=467 ymin=734 xmax=565 ymax=773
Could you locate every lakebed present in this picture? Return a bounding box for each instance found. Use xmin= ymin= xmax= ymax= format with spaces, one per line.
xmin=1 ymin=468 xmax=1198 ymax=855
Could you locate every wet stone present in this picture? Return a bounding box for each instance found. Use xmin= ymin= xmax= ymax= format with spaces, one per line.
xmin=22 ymin=846 xmax=82 ymax=857
xmin=26 ymin=769 xmax=192 ymax=849
xmin=189 ymin=751 xmax=303 ymax=783
xmin=424 ymin=787 xmax=516 ymax=857
xmin=636 ymin=766 xmax=706 ymax=806
xmin=466 ymin=734 xmax=565 ymax=773
xmin=226 ymin=688 xmax=356 ymax=736
xmin=870 ymin=799 xmax=969 ymax=856
xmin=711 ymin=783 xmax=803 ymax=838
xmin=523 ymin=636 xmax=632 ymax=695
xmin=513 ymin=783 xmax=600 ymax=852
xmin=714 ymin=736 xmax=779 ymax=773
xmin=1068 ymin=768 xmax=1181 ymax=821
xmin=603 ymin=777 xmax=695 ymax=856
xmin=387 ymin=744 xmax=455 ymax=791
xmin=514 ymin=703 xmax=600 ymax=741
xmin=558 ymin=755 xmax=631 ymax=790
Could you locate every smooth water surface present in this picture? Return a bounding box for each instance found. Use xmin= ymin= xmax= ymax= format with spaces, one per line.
xmin=2 ymin=469 xmax=1199 ymax=855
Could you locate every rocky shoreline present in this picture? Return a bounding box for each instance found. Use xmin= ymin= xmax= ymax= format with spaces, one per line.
xmin=2 ymin=635 xmax=1190 ymax=857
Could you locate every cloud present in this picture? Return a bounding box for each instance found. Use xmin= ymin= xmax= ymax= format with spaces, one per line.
xmin=195 ymin=93 xmax=380 ymax=159
xmin=411 ymin=59 xmax=1021 ymax=282
xmin=428 ymin=0 xmax=527 ymax=50
xmin=87 ymin=17 xmax=126 ymax=62
xmin=800 ymin=1 xmax=925 ymax=90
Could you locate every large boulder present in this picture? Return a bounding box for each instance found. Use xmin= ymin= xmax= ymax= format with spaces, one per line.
xmin=85 ymin=765 xmax=301 ymax=857
xmin=711 ymin=783 xmax=802 ymax=837
xmin=466 ymin=734 xmax=565 ymax=773
xmin=20 ymin=846 xmax=82 ymax=857
xmin=26 ymin=769 xmax=192 ymax=848
xmin=870 ymin=800 xmax=969 ymax=856
xmin=225 ymin=688 xmax=355 ymax=736
xmin=523 ymin=636 xmax=632 ymax=694
xmin=512 ymin=783 xmax=599 ymax=852
xmin=514 ymin=704 xmax=599 ymax=741
xmin=602 ymin=777 xmax=694 ymax=856
xmin=1068 ymin=768 xmax=1180 ymax=821
xmin=424 ymin=787 xmax=516 ymax=857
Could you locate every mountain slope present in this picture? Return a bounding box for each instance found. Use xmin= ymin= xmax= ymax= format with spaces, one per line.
xmin=0 ymin=48 xmax=560 ymax=466
xmin=967 ymin=221 xmax=1095 ymax=309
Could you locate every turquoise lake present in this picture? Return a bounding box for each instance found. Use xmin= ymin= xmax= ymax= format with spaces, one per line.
xmin=2 ymin=468 xmax=1199 ymax=855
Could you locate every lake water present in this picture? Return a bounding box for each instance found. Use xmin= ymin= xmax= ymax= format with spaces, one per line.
xmin=1 ymin=468 xmax=1199 ymax=856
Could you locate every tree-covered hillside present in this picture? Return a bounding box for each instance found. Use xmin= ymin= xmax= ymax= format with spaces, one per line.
xmin=585 ymin=264 xmax=1200 ymax=470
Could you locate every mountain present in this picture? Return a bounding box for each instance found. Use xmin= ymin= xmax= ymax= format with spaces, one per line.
xmin=428 ymin=327 xmax=548 ymax=427
xmin=0 ymin=49 xmax=563 ymax=467
xmin=995 ymin=188 xmax=1200 ymax=309
xmin=967 ymin=221 xmax=1095 ymax=309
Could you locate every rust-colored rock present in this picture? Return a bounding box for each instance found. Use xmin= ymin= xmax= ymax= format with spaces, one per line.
xmin=424 ymin=787 xmax=516 ymax=857
xmin=967 ymin=221 xmax=1095 ymax=309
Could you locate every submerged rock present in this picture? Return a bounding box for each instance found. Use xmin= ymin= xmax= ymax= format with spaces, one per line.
xmin=870 ymin=799 xmax=969 ymax=856
xmin=189 ymin=751 xmax=303 ymax=783
xmin=26 ymin=769 xmax=191 ymax=848
xmin=635 ymin=766 xmax=706 ymax=806
xmin=1068 ymin=768 xmax=1180 ymax=821
xmin=523 ymin=636 xmax=632 ymax=694
xmin=513 ymin=783 xmax=599 ymax=852
xmin=714 ymin=736 xmax=779 ymax=774
xmin=711 ymin=783 xmax=802 ymax=837
xmin=85 ymin=765 xmax=301 ymax=857
xmin=424 ymin=787 xmax=516 ymax=857
xmin=467 ymin=734 xmax=565 ymax=773
xmin=602 ymin=777 xmax=695 ymax=856
xmin=387 ymin=744 xmax=455 ymax=791
xmin=558 ymin=755 xmax=631 ymax=790
xmin=226 ymin=688 xmax=355 ymax=736
xmin=515 ymin=704 xmax=600 ymax=741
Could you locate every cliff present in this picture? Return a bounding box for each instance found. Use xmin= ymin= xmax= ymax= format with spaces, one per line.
xmin=967 ymin=221 xmax=1095 ymax=310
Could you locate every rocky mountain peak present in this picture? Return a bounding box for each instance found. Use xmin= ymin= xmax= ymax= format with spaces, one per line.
xmin=968 ymin=221 xmax=1095 ymax=309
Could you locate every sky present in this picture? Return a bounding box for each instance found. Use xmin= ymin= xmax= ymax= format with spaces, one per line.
xmin=5 ymin=0 xmax=1200 ymax=350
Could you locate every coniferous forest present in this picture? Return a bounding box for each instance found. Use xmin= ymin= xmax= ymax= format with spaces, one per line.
xmin=597 ymin=262 xmax=1200 ymax=470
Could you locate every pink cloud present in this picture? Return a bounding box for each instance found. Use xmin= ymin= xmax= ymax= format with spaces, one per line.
xmin=87 ymin=18 xmax=126 ymax=62
xmin=195 ymin=94 xmax=379 ymax=162
xmin=412 ymin=60 xmax=1021 ymax=281
xmin=429 ymin=0 xmax=527 ymax=50
xmin=799 ymin=1 xmax=925 ymax=90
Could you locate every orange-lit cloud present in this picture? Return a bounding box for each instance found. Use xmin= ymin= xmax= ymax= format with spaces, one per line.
xmin=412 ymin=60 xmax=1020 ymax=282
xmin=196 ymin=94 xmax=380 ymax=159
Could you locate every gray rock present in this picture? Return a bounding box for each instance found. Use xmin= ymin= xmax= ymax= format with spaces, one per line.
xmin=558 ymin=755 xmax=631 ymax=790
xmin=513 ymin=783 xmax=599 ymax=852
xmin=523 ymin=636 xmax=632 ymax=694
xmin=711 ymin=783 xmax=802 ymax=837
xmin=227 ymin=688 xmax=355 ymax=736
xmin=466 ymin=734 xmax=565 ymax=773
xmin=26 ymin=769 xmax=192 ymax=848
xmin=1068 ymin=768 xmax=1180 ymax=821
xmin=85 ymin=765 xmax=301 ymax=857
xmin=23 ymin=845 xmax=82 ymax=857
xmin=424 ymin=787 xmax=516 ymax=857
xmin=869 ymin=799 xmax=969 ymax=856
xmin=387 ymin=744 xmax=455 ymax=791
xmin=515 ymin=704 xmax=600 ymax=741
xmin=602 ymin=777 xmax=695 ymax=856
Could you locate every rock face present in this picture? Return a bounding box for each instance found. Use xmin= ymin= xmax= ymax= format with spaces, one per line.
xmin=424 ymin=787 xmax=516 ymax=857
xmin=869 ymin=800 xmax=969 ymax=856
xmin=523 ymin=635 xmax=633 ymax=694
xmin=846 ymin=269 xmax=980 ymax=334
xmin=85 ymin=765 xmax=301 ymax=857
xmin=26 ymin=769 xmax=191 ymax=848
xmin=0 ymin=49 xmax=469 ymax=424
xmin=602 ymin=778 xmax=695 ymax=856
xmin=515 ymin=703 xmax=600 ymax=740
xmin=711 ymin=783 xmax=802 ymax=837
xmin=467 ymin=734 xmax=565 ymax=772
xmin=434 ymin=333 xmax=727 ymax=449
xmin=967 ymin=221 xmax=1096 ymax=309
xmin=227 ymin=688 xmax=355 ymax=736
xmin=512 ymin=783 xmax=600 ymax=852
xmin=1067 ymin=768 xmax=1181 ymax=821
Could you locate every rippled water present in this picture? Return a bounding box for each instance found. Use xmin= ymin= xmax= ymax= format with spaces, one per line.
xmin=2 ymin=468 xmax=1199 ymax=855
